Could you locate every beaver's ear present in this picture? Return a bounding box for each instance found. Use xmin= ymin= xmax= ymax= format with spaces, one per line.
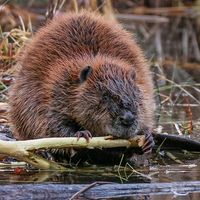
xmin=79 ymin=66 xmax=93 ymax=83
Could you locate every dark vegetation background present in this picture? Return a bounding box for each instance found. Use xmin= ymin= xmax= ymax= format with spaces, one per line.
xmin=0 ymin=0 xmax=200 ymax=140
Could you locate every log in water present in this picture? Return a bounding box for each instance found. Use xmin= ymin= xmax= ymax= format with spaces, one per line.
xmin=0 ymin=181 xmax=200 ymax=199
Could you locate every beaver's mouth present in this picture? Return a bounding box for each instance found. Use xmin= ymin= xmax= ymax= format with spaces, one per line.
xmin=105 ymin=122 xmax=140 ymax=139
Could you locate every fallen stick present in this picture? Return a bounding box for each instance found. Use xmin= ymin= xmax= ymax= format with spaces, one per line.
xmin=0 ymin=136 xmax=145 ymax=170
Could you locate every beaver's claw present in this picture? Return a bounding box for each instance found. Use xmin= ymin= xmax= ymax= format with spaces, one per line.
xmin=75 ymin=130 xmax=92 ymax=142
xmin=142 ymin=130 xmax=155 ymax=154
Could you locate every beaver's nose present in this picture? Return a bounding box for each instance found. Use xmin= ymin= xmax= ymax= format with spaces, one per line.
xmin=120 ymin=111 xmax=134 ymax=127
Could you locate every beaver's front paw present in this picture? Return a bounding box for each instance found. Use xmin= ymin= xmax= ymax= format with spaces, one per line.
xmin=142 ymin=130 xmax=155 ymax=154
xmin=75 ymin=130 xmax=92 ymax=142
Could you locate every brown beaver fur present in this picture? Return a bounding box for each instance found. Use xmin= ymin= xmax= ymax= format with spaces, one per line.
xmin=9 ymin=11 xmax=155 ymax=153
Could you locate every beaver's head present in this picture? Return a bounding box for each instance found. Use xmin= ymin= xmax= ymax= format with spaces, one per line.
xmin=69 ymin=58 xmax=145 ymax=139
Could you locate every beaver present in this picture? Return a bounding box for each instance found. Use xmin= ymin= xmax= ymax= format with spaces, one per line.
xmin=9 ymin=11 xmax=155 ymax=154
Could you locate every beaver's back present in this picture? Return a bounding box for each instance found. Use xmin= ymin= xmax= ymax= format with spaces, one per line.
xmin=21 ymin=11 xmax=146 ymax=73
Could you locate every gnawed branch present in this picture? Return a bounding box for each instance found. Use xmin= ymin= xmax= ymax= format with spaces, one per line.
xmin=0 ymin=136 xmax=145 ymax=170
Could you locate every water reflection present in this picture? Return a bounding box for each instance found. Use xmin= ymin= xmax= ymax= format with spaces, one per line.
xmin=0 ymin=152 xmax=199 ymax=184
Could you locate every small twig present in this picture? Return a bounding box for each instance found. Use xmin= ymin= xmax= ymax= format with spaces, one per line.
xmin=156 ymin=73 xmax=200 ymax=104
xmin=152 ymin=64 xmax=163 ymax=125
xmin=174 ymin=123 xmax=183 ymax=135
xmin=116 ymin=14 xmax=169 ymax=23
xmin=117 ymin=154 xmax=125 ymax=183
xmin=166 ymin=151 xmax=183 ymax=164
xmin=126 ymin=162 xmax=152 ymax=181
xmin=0 ymin=161 xmax=26 ymax=167
xmin=69 ymin=181 xmax=113 ymax=200
xmin=156 ymin=137 xmax=167 ymax=154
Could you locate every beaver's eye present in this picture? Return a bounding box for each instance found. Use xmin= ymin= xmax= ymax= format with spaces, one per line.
xmin=102 ymin=95 xmax=109 ymax=102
